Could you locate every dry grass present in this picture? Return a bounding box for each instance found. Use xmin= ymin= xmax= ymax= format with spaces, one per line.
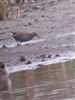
xmin=0 ymin=0 xmax=8 ymax=20
xmin=0 ymin=0 xmax=3 ymax=20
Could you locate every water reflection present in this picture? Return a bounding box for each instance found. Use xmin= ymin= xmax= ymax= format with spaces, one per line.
xmin=4 ymin=60 xmax=75 ymax=99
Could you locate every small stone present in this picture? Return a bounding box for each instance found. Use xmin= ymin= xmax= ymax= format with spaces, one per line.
xmin=48 ymin=55 xmax=51 ymax=58
xmin=51 ymin=26 xmax=55 ymax=29
xmin=5 ymin=27 xmax=9 ymax=29
xmin=36 ymin=56 xmax=39 ymax=59
xmin=35 ymin=19 xmax=38 ymax=22
xmin=40 ymin=54 xmax=46 ymax=58
xmin=32 ymin=6 xmax=39 ymax=10
xmin=24 ymin=24 xmax=27 ymax=26
xmin=41 ymin=58 xmax=45 ymax=62
xmin=0 ymin=61 xmax=4 ymax=69
xmin=26 ymin=61 xmax=31 ymax=64
xmin=44 ymin=46 xmax=48 ymax=49
xmin=41 ymin=15 xmax=45 ymax=17
xmin=28 ymin=22 xmax=32 ymax=26
xmin=41 ymin=7 xmax=45 ymax=11
xmin=55 ymin=54 xmax=60 ymax=57
xmin=20 ymin=56 xmax=26 ymax=62
xmin=49 ymin=1 xmax=55 ymax=6
xmin=23 ymin=24 xmax=27 ymax=27
xmin=22 ymin=14 xmax=26 ymax=17
xmin=2 ymin=45 xmax=7 ymax=49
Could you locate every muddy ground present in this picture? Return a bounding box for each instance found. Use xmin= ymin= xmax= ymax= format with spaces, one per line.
xmin=0 ymin=0 xmax=75 ymax=67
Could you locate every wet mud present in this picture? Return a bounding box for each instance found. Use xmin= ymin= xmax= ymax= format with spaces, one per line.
xmin=0 ymin=0 xmax=75 ymax=68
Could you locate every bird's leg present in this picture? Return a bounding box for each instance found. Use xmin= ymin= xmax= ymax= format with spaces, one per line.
xmin=16 ymin=41 xmax=21 ymax=47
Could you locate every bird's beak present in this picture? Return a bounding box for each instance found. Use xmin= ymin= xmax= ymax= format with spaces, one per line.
xmin=10 ymin=32 xmax=13 ymax=36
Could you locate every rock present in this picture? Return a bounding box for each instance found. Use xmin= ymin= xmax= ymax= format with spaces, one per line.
xmin=40 ymin=54 xmax=46 ymax=58
xmin=41 ymin=58 xmax=45 ymax=62
xmin=32 ymin=6 xmax=40 ymax=10
xmin=55 ymin=54 xmax=60 ymax=57
xmin=40 ymin=54 xmax=46 ymax=62
xmin=20 ymin=56 xmax=26 ymax=62
xmin=48 ymin=54 xmax=51 ymax=58
xmin=35 ymin=19 xmax=38 ymax=22
xmin=26 ymin=60 xmax=32 ymax=64
xmin=28 ymin=22 xmax=32 ymax=26
xmin=51 ymin=26 xmax=55 ymax=29
xmin=1 ymin=45 xmax=7 ymax=49
xmin=49 ymin=1 xmax=55 ymax=6
xmin=0 ymin=61 xmax=4 ymax=69
xmin=41 ymin=15 xmax=45 ymax=17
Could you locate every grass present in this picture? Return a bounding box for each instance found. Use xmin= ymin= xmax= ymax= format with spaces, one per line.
xmin=0 ymin=0 xmax=4 ymax=20
xmin=0 ymin=0 xmax=3 ymax=19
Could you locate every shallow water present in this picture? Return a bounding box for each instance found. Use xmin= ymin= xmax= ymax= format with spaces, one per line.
xmin=2 ymin=59 xmax=74 ymax=100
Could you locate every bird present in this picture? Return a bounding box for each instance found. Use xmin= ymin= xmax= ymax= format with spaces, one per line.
xmin=0 ymin=62 xmax=11 ymax=94
xmin=10 ymin=31 xmax=39 ymax=46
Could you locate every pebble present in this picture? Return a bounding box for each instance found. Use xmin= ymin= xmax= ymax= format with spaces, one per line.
xmin=26 ymin=60 xmax=32 ymax=64
xmin=20 ymin=56 xmax=26 ymax=62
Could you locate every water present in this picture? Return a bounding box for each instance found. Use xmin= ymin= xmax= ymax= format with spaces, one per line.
xmin=2 ymin=59 xmax=74 ymax=100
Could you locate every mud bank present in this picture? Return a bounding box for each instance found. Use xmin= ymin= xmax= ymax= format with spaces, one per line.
xmin=0 ymin=0 xmax=75 ymax=68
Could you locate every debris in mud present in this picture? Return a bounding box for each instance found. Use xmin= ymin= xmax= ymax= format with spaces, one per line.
xmin=51 ymin=26 xmax=55 ymax=30
xmin=37 ymin=54 xmax=46 ymax=62
xmin=47 ymin=54 xmax=51 ymax=58
xmin=34 ymin=19 xmax=38 ymax=22
xmin=49 ymin=1 xmax=57 ymax=6
xmin=41 ymin=58 xmax=45 ymax=62
xmin=40 ymin=54 xmax=46 ymax=58
xmin=28 ymin=22 xmax=32 ymax=26
xmin=22 ymin=24 xmax=28 ymax=27
xmin=0 ymin=32 xmax=5 ymax=35
xmin=36 ymin=54 xmax=46 ymax=59
xmin=5 ymin=27 xmax=9 ymax=29
xmin=26 ymin=60 xmax=32 ymax=64
xmin=0 ymin=38 xmax=6 ymax=41
xmin=41 ymin=15 xmax=45 ymax=18
xmin=32 ymin=5 xmax=40 ymax=10
xmin=1 ymin=45 xmax=7 ymax=49
xmin=44 ymin=46 xmax=48 ymax=49
xmin=20 ymin=56 xmax=26 ymax=62
xmin=55 ymin=54 xmax=60 ymax=57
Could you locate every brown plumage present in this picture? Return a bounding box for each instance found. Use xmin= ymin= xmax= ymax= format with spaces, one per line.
xmin=10 ymin=31 xmax=38 ymax=46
